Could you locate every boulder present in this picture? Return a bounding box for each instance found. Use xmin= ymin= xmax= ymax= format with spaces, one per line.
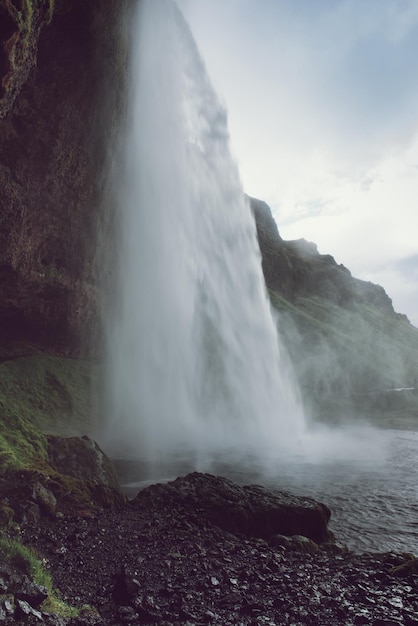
xmin=47 ymin=435 xmax=120 ymax=489
xmin=133 ymin=472 xmax=332 ymax=544
xmin=14 ymin=599 xmax=43 ymax=621
xmin=32 ymin=481 xmax=57 ymax=517
xmin=0 ymin=0 xmax=130 ymax=357
xmin=0 ymin=436 xmax=125 ymax=520
xmin=269 ymin=533 xmax=319 ymax=554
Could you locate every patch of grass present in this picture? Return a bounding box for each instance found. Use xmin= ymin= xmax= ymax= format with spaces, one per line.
xmin=0 ymin=411 xmax=48 ymax=472
xmin=0 ymin=536 xmax=79 ymax=617
xmin=0 ymin=535 xmax=52 ymax=587
xmin=0 ymin=355 xmax=98 ymax=472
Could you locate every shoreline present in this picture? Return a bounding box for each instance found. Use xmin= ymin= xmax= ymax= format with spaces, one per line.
xmin=2 ymin=472 xmax=416 ymax=625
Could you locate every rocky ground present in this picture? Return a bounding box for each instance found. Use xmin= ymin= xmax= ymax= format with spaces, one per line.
xmin=2 ymin=472 xmax=418 ymax=625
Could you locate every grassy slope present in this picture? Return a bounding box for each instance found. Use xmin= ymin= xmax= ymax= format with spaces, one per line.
xmin=0 ymin=355 xmax=98 ymax=471
xmin=269 ymin=288 xmax=418 ymax=428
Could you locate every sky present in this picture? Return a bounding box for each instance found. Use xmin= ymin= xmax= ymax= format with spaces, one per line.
xmin=177 ymin=0 xmax=418 ymax=327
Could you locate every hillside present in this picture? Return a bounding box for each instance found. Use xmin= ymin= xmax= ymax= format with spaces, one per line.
xmin=251 ymin=197 xmax=418 ymax=426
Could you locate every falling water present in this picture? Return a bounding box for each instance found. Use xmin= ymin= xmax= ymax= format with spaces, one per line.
xmin=103 ymin=0 xmax=306 ymax=465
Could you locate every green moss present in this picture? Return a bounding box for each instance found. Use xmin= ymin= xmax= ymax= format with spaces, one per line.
xmin=0 ymin=535 xmax=51 ymax=587
xmin=0 ymin=536 xmax=79 ymax=617
xmin=40 ymin=262 xmax=63 ymax=281
xmin=0 ymin=503 xmax=14 ymax=527
xmin=47 ymin=0 xmax=55 ymax=24
xmin=0 ymin=355 xmax=98 ymax=472
xmin=6 ymin=0 xmax=55 ymax=53
xmin=0 ymin=413 xmax=48 ymax=472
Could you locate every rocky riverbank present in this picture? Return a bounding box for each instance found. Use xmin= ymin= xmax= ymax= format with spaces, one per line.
xmin=1 ymin=472 xmax=417 ymax=625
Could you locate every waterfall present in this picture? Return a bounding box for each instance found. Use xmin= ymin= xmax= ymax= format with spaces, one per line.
xmin=102 ymin=0 xmax=306 ymax=465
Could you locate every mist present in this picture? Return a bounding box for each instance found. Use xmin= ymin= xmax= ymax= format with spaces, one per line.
xmin=101 ymin=0 xmax=306 ymax=467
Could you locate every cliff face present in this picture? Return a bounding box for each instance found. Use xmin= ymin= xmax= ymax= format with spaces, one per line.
xmin=251 ymin=197 xmax=397 ymax=315
xmin=0 ymin=0 xmax=128 ymax=357
xmin=251 ymin=197 xmax=418 ymax=422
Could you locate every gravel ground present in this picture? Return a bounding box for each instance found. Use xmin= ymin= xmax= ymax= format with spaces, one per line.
xmin=16 ymin=475 xmax=418 ymax=626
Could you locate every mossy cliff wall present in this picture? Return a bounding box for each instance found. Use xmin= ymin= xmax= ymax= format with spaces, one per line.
xmin=0 ymin=0 xmax=129 ymax=357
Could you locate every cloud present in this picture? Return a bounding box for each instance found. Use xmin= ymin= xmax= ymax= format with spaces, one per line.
xmin=277 ymin=134 xmax=418 ymax=324
xmin=177 ymin=0 xmax=418 ymax=324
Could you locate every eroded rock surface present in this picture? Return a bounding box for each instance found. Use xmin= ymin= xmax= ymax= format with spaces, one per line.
xmin=0 ymin=0 xmax=129 ymax=356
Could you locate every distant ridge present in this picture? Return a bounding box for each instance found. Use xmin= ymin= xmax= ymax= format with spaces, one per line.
xmin=250 ymin=196 xmax=418 ymax=424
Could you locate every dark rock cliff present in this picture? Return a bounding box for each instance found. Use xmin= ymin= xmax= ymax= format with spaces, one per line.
xmin=251 ymin=197 xmax=396 ymax=315
xmin=251 ymin=197 xmax=418 ymax=421
xmin=0 ymin=0 xmax=129 ymax=357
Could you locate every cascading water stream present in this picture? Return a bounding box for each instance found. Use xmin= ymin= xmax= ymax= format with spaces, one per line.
xmin=102 ymin=0 xmax=306 ymax=465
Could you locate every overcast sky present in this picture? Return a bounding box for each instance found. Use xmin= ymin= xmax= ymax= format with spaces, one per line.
xmin=177 ymin=0 xmax=418 ymax=327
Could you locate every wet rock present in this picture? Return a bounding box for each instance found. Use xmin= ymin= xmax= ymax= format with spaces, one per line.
xmin=16 ymin=472 xmax=418 ymax=626
xmin=32 ymin=482 xmax=57 ymax=517
xmin=0 ymin=595 xmax=14 ymax=619
xmin=0 ymin=503 xmax=14 ymax=528
xmin=390 ymin=557 xmax=418 ymax=577
xmin=133 ymin=472 xmax=332 ymax=543
xmin=14 ymin=579 xmax=48 ymax=608
xmin=134 ymin=603 xmax=162 ymax=623
xmin=21 ymin=502 xmax=42 ymax=525
xmin=320 ymin=539 xmax=348 ymax=554
xmin=269 ymin=534 xmax=319 ymax=553
xmin=14 ymin=599 xmax=43 ymax=621
xmin=47 ymin=436 xmax=121 ymax=490
xmin=112 ymin=569 xmax=141 ymax=606
xmin=98 ymin=602 xmax=114 ymax=620
xmin=0 ymin=0 xmax=130 ymax=355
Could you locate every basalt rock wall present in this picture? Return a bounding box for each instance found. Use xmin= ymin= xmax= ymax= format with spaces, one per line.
xmin=0 ymin=0 xmax=129 ymax=357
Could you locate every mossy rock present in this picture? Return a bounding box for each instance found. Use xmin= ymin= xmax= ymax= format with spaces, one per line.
xmin=0 ymin=354 xmax=100 ymax=473
xmin=0 ymin=535 xmax=80 ymax=618
xmin=0 ymin=502 xmax=14 ymax=528
xmin=47 ymin=434 xmax=120 ymax=488
xmin=1 ymin=466 xmax=125 ymax=522
xmin=0 ymin=353 xmax=124 ymax=515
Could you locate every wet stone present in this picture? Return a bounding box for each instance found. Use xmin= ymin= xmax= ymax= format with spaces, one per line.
xmin=14 ymin=599 xmax=43 ymax=621
xmin=15 ymin=580 xmax=49 ymax=608
xmin=13 ymin=472 xmax=418 ymax=626
xmin=112 ymin=570 xmax=141 ymax=605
